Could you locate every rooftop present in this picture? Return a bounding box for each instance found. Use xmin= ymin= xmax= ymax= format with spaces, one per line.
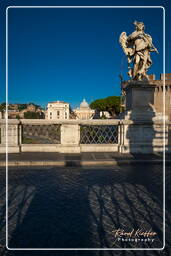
xmin=48 ymin=101 xmax=69 ymax=104
xmin=80 ymin=99 xmax=89 ymax=109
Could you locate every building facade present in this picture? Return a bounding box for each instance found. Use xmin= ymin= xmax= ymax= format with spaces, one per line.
xmin=153 ymin=74 xmax=171 ymax=120
xmin=99 ymin=111 xmax=111 ymax=119
xmin=46 ymin=101 xmax=70 ymax=120
xmin=73 ymin=99 xmax=95 ymax=120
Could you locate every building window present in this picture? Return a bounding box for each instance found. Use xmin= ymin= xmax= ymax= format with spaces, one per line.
xmin=57 ymin=111 xmax=60 ymax=119
xmin=65 ymin=113 xmax=67 ymax=119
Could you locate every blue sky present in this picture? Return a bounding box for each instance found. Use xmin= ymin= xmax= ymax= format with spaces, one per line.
xmin=0 ymin=0 xmax=170 ymax=109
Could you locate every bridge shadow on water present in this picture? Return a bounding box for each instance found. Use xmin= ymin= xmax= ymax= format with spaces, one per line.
xmin=0 ymin=162 xmax=169 ymax=256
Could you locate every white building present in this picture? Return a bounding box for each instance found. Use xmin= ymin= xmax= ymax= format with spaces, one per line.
xmin=100 ymin=111 xmax=111 ymax=119
xmin=46 ymin=101 xmax=70 ymax=120
xmin=73 ymin=99 xmax=95 ymax=120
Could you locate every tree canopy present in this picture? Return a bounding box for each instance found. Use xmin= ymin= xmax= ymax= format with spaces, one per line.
xmin=0 ymin=102 xmax=6 ymax=112
xmin=90 ymin=96 xmax=121 ymax=117
xmin=24 ymin=111 xmax=44 ymax=119
xmin=18 ymin=104 xmax=27 ymax=111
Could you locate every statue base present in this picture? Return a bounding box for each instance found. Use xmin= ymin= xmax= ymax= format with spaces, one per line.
xmin=121 ymin=80 xmax=167 ymax=121
xmin=119 ymin=80 xmax=168 ymax=154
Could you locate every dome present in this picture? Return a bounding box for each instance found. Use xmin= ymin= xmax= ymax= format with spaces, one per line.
xmin=80 ymin=99 xmax=89 ymax=109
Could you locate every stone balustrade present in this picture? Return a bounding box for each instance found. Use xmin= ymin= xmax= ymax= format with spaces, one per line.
xmin=0 ymin=119 xmax=170 ymax=153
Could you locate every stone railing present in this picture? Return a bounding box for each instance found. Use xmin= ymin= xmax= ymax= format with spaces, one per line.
xmin=0 ymin=119 xmax=119 ymax=153
xmin=0 ymin=119 xmax=169 ymax=153
xmin=119 ymin=119 xmax=169 ymax=154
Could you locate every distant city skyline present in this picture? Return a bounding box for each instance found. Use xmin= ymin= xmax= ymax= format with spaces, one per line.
xmin=0 ymin=0 xmax=170 ymax=109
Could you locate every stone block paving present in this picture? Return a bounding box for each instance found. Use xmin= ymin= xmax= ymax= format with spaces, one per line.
xmin=0 ymin=163 xmax=171 ymax=256
xmin=0 ymin=152 xmax=168 ymax=162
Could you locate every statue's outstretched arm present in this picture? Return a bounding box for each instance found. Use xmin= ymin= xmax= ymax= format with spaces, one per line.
xmin=127 ymin=31 xmax=141 ymax=41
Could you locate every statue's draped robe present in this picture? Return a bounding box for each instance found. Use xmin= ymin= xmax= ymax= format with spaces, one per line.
xmin=128 ymin=31 xmax=152 ymax=72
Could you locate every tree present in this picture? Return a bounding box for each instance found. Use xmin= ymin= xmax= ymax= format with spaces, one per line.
xmin=90 ymin=96 xmax=121 ymax=118
xmin=18 ymin=104 xmax=27 ymax=111
xmin=18 ymin=103 xmax=41 ymax=111
xmin=24 ymin=111 xmax=44 ymax=119
xmin=105 ymin=96 xmax=121 ymax=117
xmin=90 ymin=99 xmax=107 ymax=112
xmin=0 ymin=102 xmax=6 ymax=112
xmin=16 ymin=114 xmax=20 ymax=120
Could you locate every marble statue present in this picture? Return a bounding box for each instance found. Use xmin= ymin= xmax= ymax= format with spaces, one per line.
xmin=119 ymin=21 xmax=158 ymax=81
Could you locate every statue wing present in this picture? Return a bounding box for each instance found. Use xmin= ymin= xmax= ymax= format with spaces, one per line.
xmin=119 ymin=32 xmax=128 ymax=53
xmin=119 ymin=32 xmax=134 ymax=56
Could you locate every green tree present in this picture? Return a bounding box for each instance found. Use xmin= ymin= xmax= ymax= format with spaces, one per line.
xmin=24 ymin=111 xmax=44 ymax=119
xmin=16 ymin=114 xmax=20 ymax=120
xmin=0 ymin=102 xmax=6 ymax=112
xmin=90 ymin=96 xmax=121 ymax=118
xmin=18 ymin=104 xmax=27 ymax=111
xmin=90 ymin=99 xmax=107 ymax=112
xmin=105 ymin=96 xmax=121 ymax=117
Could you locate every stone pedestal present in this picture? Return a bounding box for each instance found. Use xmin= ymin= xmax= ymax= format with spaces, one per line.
xmin=123 ymin=81 xmax=159 ymax=121
xmin=120 ymin=81 xmax=167 ymax=153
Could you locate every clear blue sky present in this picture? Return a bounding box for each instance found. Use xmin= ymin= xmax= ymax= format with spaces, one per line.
xmin=0 ymin=0 xmax=170 ymax=109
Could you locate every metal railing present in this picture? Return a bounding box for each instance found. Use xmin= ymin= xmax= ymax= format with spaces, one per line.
xmin=80 ymin=125 xmax=118 ymax=144
xmin=22 ymin=124 xmax=61 ymax=144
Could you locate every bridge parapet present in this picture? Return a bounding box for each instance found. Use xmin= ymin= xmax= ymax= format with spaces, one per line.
xmin=0 ymin=119 xmax=169 ymax=154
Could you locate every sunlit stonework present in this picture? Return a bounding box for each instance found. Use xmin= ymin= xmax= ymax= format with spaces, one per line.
xmin=119 ymin=21 xmax=158 ymax=81
xmin=74 ymin=99 xmax=95 ymax=119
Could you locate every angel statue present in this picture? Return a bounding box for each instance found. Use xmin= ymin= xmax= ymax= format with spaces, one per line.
xmin=119 ymin=21 xmax=158 ymax=81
